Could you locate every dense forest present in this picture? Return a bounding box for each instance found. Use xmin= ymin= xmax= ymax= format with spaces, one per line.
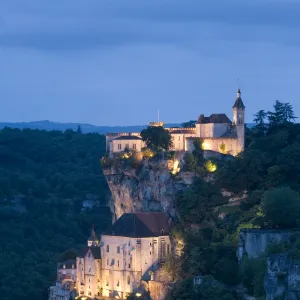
xmin=166 ymin=101 xmax=300 ymax=300
xmin=0 ymin=127 xmax=111 ymax=300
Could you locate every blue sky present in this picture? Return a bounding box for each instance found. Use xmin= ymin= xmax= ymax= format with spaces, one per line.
xmin=1 ymin=0 xmax=300 ymax=126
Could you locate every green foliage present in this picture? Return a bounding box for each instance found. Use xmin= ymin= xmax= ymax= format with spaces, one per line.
xmin=0 ymin=127 xmax=111 ymax=300
xmin=239 ymin=256 xmax=266 ymax=297
xmin=181 ymin=120 xmax=197 ymax=128
xmin=262 ymin=187 xmax=300 ymax=228
xmin=141 ymin=126 xmax=172 ymax=151
xmin=166 ymin=277 xmax=236 ymax=300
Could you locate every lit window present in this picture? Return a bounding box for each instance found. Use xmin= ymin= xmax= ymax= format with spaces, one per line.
xmin=63 ymin=265 xmax=66 ymax=269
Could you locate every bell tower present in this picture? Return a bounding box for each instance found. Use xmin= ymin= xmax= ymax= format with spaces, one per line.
xmin=233 ymin=89 xmax=245 ymax=153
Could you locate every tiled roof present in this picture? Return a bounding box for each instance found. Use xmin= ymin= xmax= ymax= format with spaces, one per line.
xmin=78 ymin=246 xmax=101 ymax=259
xmin=197 ymin=114 xmax=232 ymax=124
xmin=111 ymin=212 xmax=170 ymax=238
xmin=113 ymin=135 xmax=142 ymax=141
xmin=58 ymin=260 xmax=76 ymax=270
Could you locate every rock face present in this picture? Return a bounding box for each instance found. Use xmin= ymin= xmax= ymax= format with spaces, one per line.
xmin=237 ymin=229 xmax=291 ymax=261
xmin=103 ymin=155 xmax=194 ymax=220
xmin=264 ymin=254 xmax=300 ymax=300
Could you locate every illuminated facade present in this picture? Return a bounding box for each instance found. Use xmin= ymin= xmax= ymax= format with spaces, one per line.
xmin=106 ymin=89 xmax=245 ymax=156
xmin=74 ymin=212 xmax=171 ymax=299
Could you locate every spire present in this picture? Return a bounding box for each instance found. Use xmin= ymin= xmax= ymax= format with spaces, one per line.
xmin=233 ymin=88 xmax=245 ymax=109
xmin=88 ymin=227 xmax=98 ymax=242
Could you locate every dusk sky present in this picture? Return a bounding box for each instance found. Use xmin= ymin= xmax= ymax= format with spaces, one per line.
xmin=1 ymin=0 xmax=300 ymax=126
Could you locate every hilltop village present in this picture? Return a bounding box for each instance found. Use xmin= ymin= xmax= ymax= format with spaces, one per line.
xmin=48 ymin=89 xmax=246 ymax=300
xmin=106 ymin=89 xmax=245 ymax=157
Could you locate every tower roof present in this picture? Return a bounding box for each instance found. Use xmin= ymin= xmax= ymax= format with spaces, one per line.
xmin=233 ymin=88 xmax=245 ymax=109
xmin=88 ymin=227 xmax=99 ymax=242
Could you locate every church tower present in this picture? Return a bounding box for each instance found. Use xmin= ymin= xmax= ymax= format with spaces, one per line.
xmin=87 ymin=227 xmax=100 ymax=247
xmin=233 ymin=89 xmax=245 ymax=153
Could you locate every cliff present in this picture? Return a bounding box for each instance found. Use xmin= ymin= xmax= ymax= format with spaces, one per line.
xmin=103 ymin=153 xmax=194 ymax=220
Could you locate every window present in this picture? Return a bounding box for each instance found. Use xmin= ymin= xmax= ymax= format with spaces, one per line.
xmin=117 ymin=260 xmax=119 ymax=267
xmin=88 ymin=252 xmax=91 ymax=258
xmin=106 ymin=245 xmax=109 ymax=253
xmin=125 ymin=143 xmax=129 ymax=149
xmin=117 ymin=246 xmax=120 ymax=253
xmin=127 ymin=276 xmax=131 ymax=284
xmin=106 ymin=276 xmax=109 ymax=286
xmin=63 ymin=265 xmax=66 ymax=269
xmin=167 ymin=244 xmax=170 ymax=255
xmin=107 ymin=259 xmax=109 ymax=266
xmin=133 ymin=144 xmax=136 ymax=150
xmin=161 ymin=229 xmax=165 ymax=235
xmin=128 ymin=263 xmax=131 ymax=268
xmin=72 ymin=264 xmax=74 ymax=269
xmin=178 ymin=136 xmax=180 ymax=141
xmin=88 ymin=266 xmax=92 ymax=272
xmin=118 ymin=144 xmax=122 ymax=150
xmin=117 ymin=280 xmax=120 ymax=287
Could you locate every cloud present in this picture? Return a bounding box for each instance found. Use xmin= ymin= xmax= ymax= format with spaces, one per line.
xmin=1 ymin=0 xmax=300 ymax=51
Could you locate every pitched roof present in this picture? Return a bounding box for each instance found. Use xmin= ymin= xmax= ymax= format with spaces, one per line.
xmin=78 ymin=246 xmax=101 ymax=259
xmin=58 ymin=260 xmax=76 ymax=270
xmin=233 ymin=89 xmax=245 ymax=109
xmin=113 ymin=135 xmax=142 ymax=141
xmin=110 ymin=212 xmax=170 ymax=238
xmin=197 ymin=114 xmax=232 ymax=124
xmin=88 ymin=228 xmax=99 ymax=242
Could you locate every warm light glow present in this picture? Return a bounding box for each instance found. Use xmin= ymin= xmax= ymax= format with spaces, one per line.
xmin=201 ymin=141 xmax=210 ymax=150
xmin=136 ymin=293 xmax=142 ymax=297
xmin=171 ymin=160 xmax=180 ymax=175
xmin=123 ymin=152 xmax=131 ymax=159
xmin=205 ymin=160 xmax=217 ymax=172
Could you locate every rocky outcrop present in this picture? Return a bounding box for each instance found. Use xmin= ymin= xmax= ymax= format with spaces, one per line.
xmin=264 ymin=254 xmax=300 ymax=300
xmin=237 ymin=229 xmax=292 ymax=261
xmin=103 ymin=154 xmax=194 ymax=220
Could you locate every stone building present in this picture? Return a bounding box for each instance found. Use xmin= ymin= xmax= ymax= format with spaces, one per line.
xmin=49 ymin=260 xmax=77 ymax=300
xmin=67 ymin=212 xmax=171 ymax=299
xmin=106 ymin=89 xmax=245 ymax=156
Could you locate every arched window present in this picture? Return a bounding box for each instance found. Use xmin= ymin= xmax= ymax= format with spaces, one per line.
xmin=161 ymin=229 xmax=164 ymax=235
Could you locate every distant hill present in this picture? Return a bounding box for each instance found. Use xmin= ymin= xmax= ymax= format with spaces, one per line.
xmin=0 ymin=120 xmax=255 ymax=134
xmin=0 ymin=120 xmax=180 ymax=134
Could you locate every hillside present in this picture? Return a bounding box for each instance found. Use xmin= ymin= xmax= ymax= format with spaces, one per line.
xmin=0 ymin=128 xmax=111 ymax=300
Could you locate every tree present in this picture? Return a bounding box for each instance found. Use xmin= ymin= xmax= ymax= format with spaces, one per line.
xmin=268 ymin=100 xmax=285 ymax=126
xmin=141 ymin=126 xmax=172 ymax=151
xmin=283 ymin=102 xmax=297 ymax=123
xmin=262 ymin=187 xmax=300 ymax=228
xmin=253 ymin=110 xmax=267 ymax=132
xmin=76 ymin=125 xmax=82 ymax=133
xmin=181 ymin=120 xmax=197 ymax=128
xmin=268 ymin=101 xmax=297 ymax=126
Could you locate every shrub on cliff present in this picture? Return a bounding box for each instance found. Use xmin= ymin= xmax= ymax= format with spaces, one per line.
xmin=262 ymin=187 xmax=300 ymax=228
xmin=141 ymin=126 xmax=172 ymax=151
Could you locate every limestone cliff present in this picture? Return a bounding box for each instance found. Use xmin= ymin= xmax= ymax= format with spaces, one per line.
xmin=102 ymin=153 xmax=194 ymax=220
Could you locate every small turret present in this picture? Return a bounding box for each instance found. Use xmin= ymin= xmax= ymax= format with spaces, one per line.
xmin=87 ymin=226 xmax=100 ymax=247
xmin=232 ymin=88 xmax=245 ymax=153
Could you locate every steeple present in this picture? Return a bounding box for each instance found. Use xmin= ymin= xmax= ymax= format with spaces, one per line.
xmin=233 ymin=88 xmax=245 ymax=109
xmin=87 ymin=226 xmax=100 ymax=247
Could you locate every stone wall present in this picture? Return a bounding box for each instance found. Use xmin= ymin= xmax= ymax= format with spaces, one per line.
xmin=237 ymin=229 xmax=292 ymax=261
